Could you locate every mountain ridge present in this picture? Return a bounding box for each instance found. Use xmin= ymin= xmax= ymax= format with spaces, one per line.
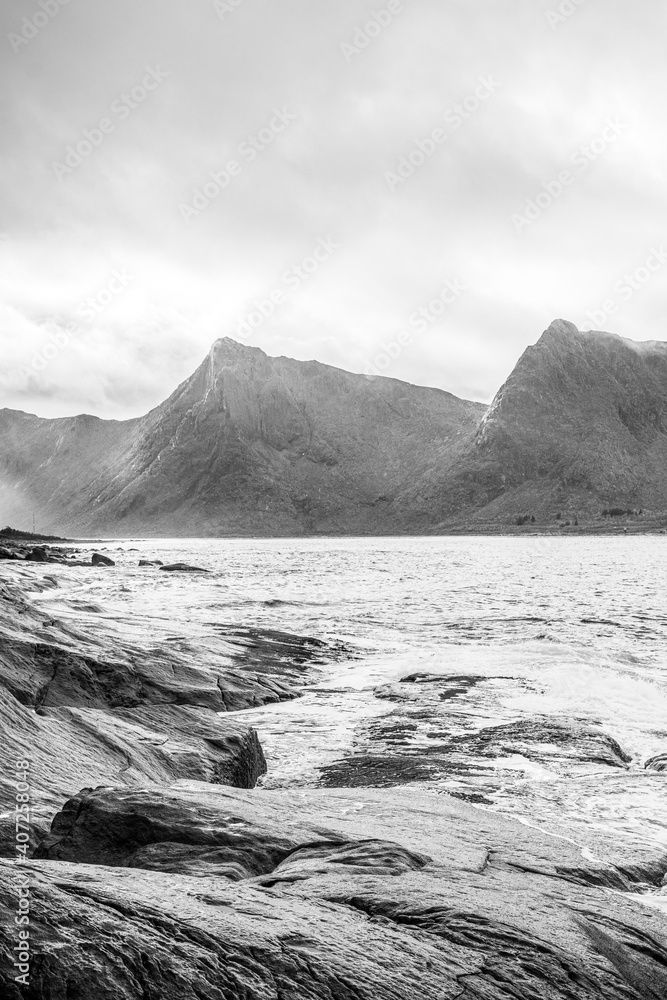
xmin=2 ymin=321 xmax=667 ymax=535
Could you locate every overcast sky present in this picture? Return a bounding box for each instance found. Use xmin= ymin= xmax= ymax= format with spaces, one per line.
xmin=1 ymin=0 xmax=665 ymax=419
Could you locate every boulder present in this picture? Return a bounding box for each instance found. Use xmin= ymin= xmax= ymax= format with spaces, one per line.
xmin=139 ymin=559 xmax=163 ymax=566
xmin=25 ymin=545 xmax=49 ymax=562
xmin=91 ymin=552 xmax=115 ymax=566
xmin=0 ymin=547 xmax=15 ymax=560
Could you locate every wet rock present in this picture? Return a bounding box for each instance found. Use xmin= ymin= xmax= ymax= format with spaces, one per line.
xmin=25 ymin=546 xmax=49 ymax=562
xmin=160 ymin=562 xmax=209 ymax=573
xmin=37 ymin=782 xmax=667 ymax=892
xmin=319 ymin=713 xmax=633 ymax=790
xmin=91 ymin=552 xmax=115 ymax=566
xmin=375 ymin=673 xmax=486 ymax=702
xmin=260 ymin=839 xmax=431 ymax=885
xmin=139 ymin=558 xmax=163 ymax=566
xmin=19 ymin=783 xmax=667 ymax=999
xmin=645 ymin=753 xmax=667 ymax=772
xmin=0 ymin=540 xmax=90 ymax=566
xmin=0 ymin=685 xmax=266 ymax=854
xmin=0 ymin=579 xmax=334 ymax=717
xmin=115 ymin=704 xmax=268 ymax=788
xmin=320 ymin=749 xmax=437 ymax=787
xmin=0 ymin=575 xmax=346 ymax=851
xmin=450 ymin=718 xmax=633 ymax=768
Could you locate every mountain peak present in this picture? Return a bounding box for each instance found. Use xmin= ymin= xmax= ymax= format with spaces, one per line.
xmin=540 ymin=318 xmax=581 ymax=342
xmin=209 ymin=337 xmax=265 ymax=360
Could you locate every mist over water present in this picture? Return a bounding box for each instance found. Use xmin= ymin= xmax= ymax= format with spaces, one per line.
xmin=50 ymin=535 xmax=667 ymax=854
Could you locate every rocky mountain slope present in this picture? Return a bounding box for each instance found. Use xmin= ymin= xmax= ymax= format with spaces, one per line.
xmin=0 ymin=338 xmax=484 ymax=535
xmin=400 ymin=319 xmax=667 ymax=528
xmin=1 ymin=321 xmax=667 ymax=534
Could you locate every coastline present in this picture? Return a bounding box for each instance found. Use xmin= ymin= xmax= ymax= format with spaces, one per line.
xmin=1 ymin=556 xmax=666 ymax=997
xmin=4 ymin=520 xmax=667 ymax=549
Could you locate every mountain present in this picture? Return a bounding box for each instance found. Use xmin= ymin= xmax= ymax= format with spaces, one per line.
xmin=0 ymin=338 xmax=485 ymax=536
xmin=2 ymin=321 xmax=667 ymax=536
xmin=398 ymin=319 xmax=667 ymax=527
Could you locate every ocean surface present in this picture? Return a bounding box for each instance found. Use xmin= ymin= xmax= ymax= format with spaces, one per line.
xmin=42 ymin=536 xmax=667 ymax=868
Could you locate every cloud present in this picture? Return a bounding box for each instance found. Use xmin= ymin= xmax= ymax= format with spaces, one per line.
xmin=0 ymin=0 xmax=665 ymax=418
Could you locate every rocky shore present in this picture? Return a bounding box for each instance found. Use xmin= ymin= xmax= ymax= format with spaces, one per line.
xmin=0 ymin=529 xmax=218 ymax=572
xmin=0 ymin=527 xmax=114 ymax=568
xmin=0 ymin=567 xmax=335 ymax=850
xmin=1 ymin=566 xmax=666 ymax=998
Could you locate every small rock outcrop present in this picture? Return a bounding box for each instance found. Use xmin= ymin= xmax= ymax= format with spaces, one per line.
xmin=91 ymin=552 xmax=115 ymax=566
xmin=160 ymin=562 xmax=209 ymax=573
xmin=645 ymin=753 xmax=667 ymax=772
xmin=327 ymin=672 xmax=635 ymax=790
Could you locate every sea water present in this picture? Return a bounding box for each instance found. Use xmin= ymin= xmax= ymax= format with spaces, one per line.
xmin=31 ymin=535 xmax=667 ymax=855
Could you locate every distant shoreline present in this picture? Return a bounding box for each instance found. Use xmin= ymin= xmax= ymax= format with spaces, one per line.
xmin=3 ymin=524 xmax=666 ymax=543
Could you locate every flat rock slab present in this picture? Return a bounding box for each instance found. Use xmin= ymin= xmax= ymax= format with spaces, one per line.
xmin=0 ymin=572 xmax=347 ymax=715
xmin=0 ymin=573 xmax=349 ymax=851
xmin=36 ymin=782 xmax=667 ymax=891
xmin=9 ymin=783 xmax=667 ymax=998
xmin=160 ymin=563 xmax=209 ymax=572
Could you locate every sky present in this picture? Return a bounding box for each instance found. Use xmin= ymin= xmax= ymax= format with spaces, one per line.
xmin=0 ymin=0 xmax=665 ymax=419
